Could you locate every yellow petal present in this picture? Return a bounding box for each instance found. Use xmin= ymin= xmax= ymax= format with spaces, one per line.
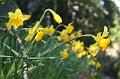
xmin=66 ymin=22 xmax=74 ymax=33
xmin=102 ymin=26 xmax=109 ymax=37
xmin=15 ymin=8 xmax=22 ymax=15
xmin=8 ymin=12 xmax=15 ymax=19
xmin=25 ymin=34 xmax=33 ymax=41
xmin=6 ymin=21 xmax=11 ymax=29
xmin=99 ymin=38 xmax=110 ymax=51
xmin=23 ymin=15 xmax=31 ymax=20
xmin=35 ymin=31 xmax=44 ymax=42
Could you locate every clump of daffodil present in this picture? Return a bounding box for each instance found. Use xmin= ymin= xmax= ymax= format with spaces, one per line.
xmin=60 ymin=49 xmax=69 ymax=59
xmin=49 ymin=9 xmax=62 ymax=24
xmin=25 ymin=23 xmax=56 ymax=42
xmin=6 ymin=8 xmax=31 ymax=30
xmin=95 ymin=26 xmax=110 ymax=51
xmin=35 ymin=25 xmax=55 ymax=42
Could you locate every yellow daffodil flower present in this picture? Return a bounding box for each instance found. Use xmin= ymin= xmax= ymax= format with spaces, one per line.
xmin=60 ymin=49 xmax=69 ymax=59
xmin=72 ymin=41 xmax=84 ymax=52
xmin=99 ymin=38 xmax=110 ymax=51
xmin=70 ymin=33 xmax=76 ymax=39
xmin=43 ymin=27 xmax=49 ymax=35
xmin=76 ymin=53 xmax=83 ymax=58
xmin=88 ymin=44 xmax=99 ymax=57
xmin=76 ymin=50 xmax=87 ymax=58
xmin=66 ymin=22 xmax=74 ymax=33
xmin=76 ymin=30 xmax=82 ymax=37
xmin=6 ymin=8 xmax=31 ymax=29
xmin=50 ymin=9 xmax=62 ymax=24
xmin=57 ymin=30 xmax=69 ymax=41
xmin=25 ymin=22 xmax=41 ymax=41
xmin=81 ymin=50 xmax=87 ymax=56
xmin=35 ymin=31 xmax=44 ymax=42
xmin=95 ymin=26 xmax=110 ymax=51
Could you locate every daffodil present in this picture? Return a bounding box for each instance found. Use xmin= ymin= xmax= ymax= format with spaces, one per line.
xmin=95 ymin=26 xmax=110 ymax=51
xmin=43 ymin=27 xmax=49 ymax=35
xmin=76 ymin=30 xmax=82 ymax=37
xmin=99 ymin=38 xmax=110 ymax=51
xmin=35 ymin=31 xmax=44 ymax=42
xmin=60 ymin=49 xmax=69 ymax=59
xmin=70 ymin=33 xmax=76 ymax=39
xmin=57 ymin=30 xmax=69 ymax=41
xmin=72 ymin=41 xmax=84 ymax=52
xmin=25 ymin=22 xmax=41 ymax=41
xmin=66 ymin=22 xmax=74 ymax=33
xmin=49 ymin=9 xmax=62 ymax=24
xmin=88 ymin=44 xmax=99 ymax=57
xmin=6 ymin=8 xmax=31 ymax=29
xmin=76 ymin=53 xmax=83 ymax=58
xmin=81 ymin=50 xmax=87 ymax=56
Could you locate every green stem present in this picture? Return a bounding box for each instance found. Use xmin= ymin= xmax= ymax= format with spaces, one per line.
xmin=40 ymin=34 xmax=95 ymax=56
xmin=23 ymin=9 xmax=51 ymax=55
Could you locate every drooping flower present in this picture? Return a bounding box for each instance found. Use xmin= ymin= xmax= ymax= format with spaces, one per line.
xmin=50 ymin=9 xmax=62 ymax=24
xmin=6 ymin=8 xmax=31 ymax=29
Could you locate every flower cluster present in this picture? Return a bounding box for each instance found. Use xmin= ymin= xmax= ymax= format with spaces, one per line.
xmin=57 ymin=22 xmax=82 ymax=41
xmin=60 ymin=26 xmax=110 ymax=69
xmin=6 ymin=8 xmax=111 ymax=70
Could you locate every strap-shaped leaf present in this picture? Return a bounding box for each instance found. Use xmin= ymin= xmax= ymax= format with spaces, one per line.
xmin=6 ymin=60 xmax=16 ymax=78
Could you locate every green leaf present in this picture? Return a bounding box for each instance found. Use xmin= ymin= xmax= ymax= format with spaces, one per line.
xmin=2 ymin=42 xmax=19 ymax=56
xmin=6 ymin=60 xmax=16 ymax=79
